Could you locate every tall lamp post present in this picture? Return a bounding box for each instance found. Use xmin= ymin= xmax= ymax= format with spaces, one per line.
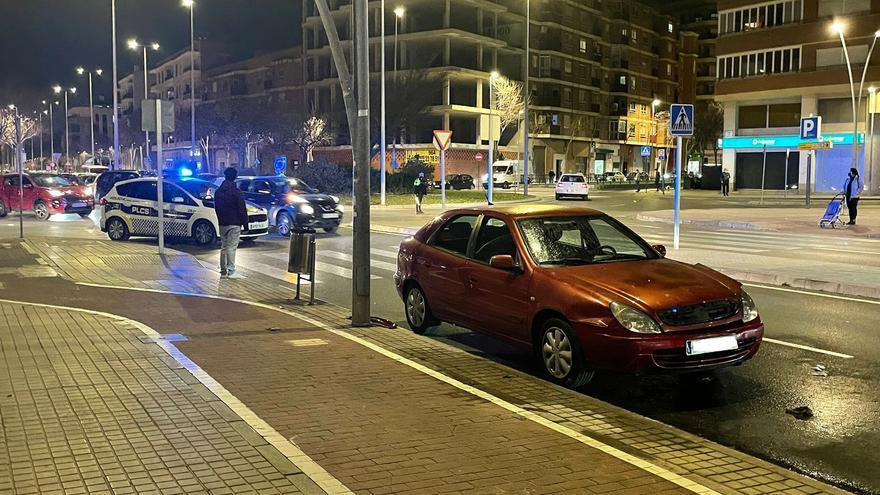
xmin=488 ymin=70 xmax=499 ymax=205
xmin=111 ymin=0 xmax=121 ymax=168
xmin=38 ymin=108 xmax=45 ymax=166
xmin=128 ymin=39 xmax=160 ymax=169
xmin=182 ymin=0 xmax=197 ymax=160
xmin=380 ymin=0 xmax=388 ymax=205
xmin=54 ymin=85 xmax=77 ymax=171
xmin=392 ymin=6 xmax=404 ymax=169
xmin=522 ymin=0 xmax=530 ymax=195
xmin=8 ymin=104 xmax=24 ymax=238
xmin=870 ymin=85 xmax=877 ymax=192
xmin=76 ymin=67 xmax=103 ymax=163
xmin=832 ymin=23 xmax=880 ymax=177
xmin=44 ymin=99 xmax=58 ymax=167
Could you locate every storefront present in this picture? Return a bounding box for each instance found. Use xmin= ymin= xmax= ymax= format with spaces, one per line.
xmin=721 ymin=133 xmax=865 ymax=192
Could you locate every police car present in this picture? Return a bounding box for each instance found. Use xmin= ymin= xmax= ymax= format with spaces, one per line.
xmin=99 ymin=177 xmax=269 ymax=246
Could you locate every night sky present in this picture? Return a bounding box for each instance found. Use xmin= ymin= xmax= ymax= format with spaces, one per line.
xmin=0 ymin=0 xmax=300 ymax=109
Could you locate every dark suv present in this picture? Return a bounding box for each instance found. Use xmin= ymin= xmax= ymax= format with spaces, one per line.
xmin=214 ymin=175 xmax=343 ymax=235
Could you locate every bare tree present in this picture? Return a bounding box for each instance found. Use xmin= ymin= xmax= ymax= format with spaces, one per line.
xmin=0 ymin=109 xmax=40 ymax=147
xmin=290 ymin=115 xmax=331 ymax=163
xmin=491 ymin=76 xmax=528 ymax=138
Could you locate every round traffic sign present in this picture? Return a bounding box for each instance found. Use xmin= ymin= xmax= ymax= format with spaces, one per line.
xmin=475 ymin=153 xmax=484 ymax=161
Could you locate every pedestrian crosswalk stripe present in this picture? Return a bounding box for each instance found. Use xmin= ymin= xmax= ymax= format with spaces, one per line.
xmin=321 ymin=250 xmax=398 ymax=272
xmin=315 ymin=261 xmax=382 ymax=280
xmin=641 ymin=233 xmax=796 ymax=250
xmin=370 ymin=247 xmax=400 ymax=259
xmin=641 ymin=237 xmax=767 ymax=253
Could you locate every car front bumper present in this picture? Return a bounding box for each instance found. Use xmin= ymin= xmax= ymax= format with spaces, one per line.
xmin=576 ymin=319 xmax=764 ymax=374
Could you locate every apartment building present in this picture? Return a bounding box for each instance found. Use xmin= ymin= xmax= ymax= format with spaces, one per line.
xmin=716 ymin=0 xmax=880 ymax=193
xmin=66 ymin=105 xmax=114 ymax=154
xmin=302 ymin=0 xmax=691 ymax=179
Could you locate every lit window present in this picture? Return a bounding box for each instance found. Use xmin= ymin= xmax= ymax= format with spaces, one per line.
xmin=579 ymin=39 xmax=587 ymax=53
xmin=668 ymin=22 xmax=674 ymax=33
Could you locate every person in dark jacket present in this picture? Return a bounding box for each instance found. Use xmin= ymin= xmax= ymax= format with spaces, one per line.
xmin=413 ymin=172 xmax=428 ymax=213
xmin=721 ymin=169 xmax=731 ymax=196
xmin=214 ymin=167 xmax=249 ymax=279
xmin=843 ymin=167 xmax=863 ymax=225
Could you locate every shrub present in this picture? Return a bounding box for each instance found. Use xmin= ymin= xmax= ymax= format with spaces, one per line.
xmin=294 ymin=159 xmax=352 ymax=194
xmin=383 ymin=157 xmax=435 ymax=194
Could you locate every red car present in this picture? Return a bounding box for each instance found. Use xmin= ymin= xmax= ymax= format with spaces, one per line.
xmin=0 ymin=173 xmax=94 ymax=220
xmin=395 ymin=205 xmax=763 ymax=388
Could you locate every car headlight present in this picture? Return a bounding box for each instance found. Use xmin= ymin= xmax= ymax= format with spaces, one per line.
xmin=741 ymin=287 xmax=759 ymax=323
xmin=610 ymin=302 xmax=661 ymax=334
xmin=337 ymin=203 xmax=344 ymax=212
xmin=49 ymin=190 xmax=64 ymax=198
xmin=287 ymin=193 xmax=309 ymax=204
xmin=330 ymin=195 xmax=340 ymax=204
xmin=300 ymin=204 xmax=314 ymax=215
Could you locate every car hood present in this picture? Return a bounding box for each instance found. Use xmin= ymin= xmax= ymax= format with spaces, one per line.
xmin=52 ymin=185 xmax=90 ymax=197
xmin=554 ymin=259 xmax=740 ymax=312
xmin=300 ymin=193 xmax=337 ymax=204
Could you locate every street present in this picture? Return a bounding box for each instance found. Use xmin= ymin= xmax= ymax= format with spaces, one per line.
xmin=3 ymin=188 xmax=880 ymax=493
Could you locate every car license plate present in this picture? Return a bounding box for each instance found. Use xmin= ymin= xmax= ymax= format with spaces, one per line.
xmin=685 ymin=335 xmax=738 ymax=356
xmin=322 ymin=213 xmax=339 ymax=219
xmin=248 ymin=221 xmax=268 ymax=230
xmin=72 ymin=202 xmax=87 ymax=208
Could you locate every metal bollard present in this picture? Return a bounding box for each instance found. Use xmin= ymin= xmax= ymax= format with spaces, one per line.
xmin=288 ymin=228 xmax=317 ymax=304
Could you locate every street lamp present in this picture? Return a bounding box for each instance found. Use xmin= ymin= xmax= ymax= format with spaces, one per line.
xmin=870 ymin=85 xmax=877 ymax=192
xmin=54 ymin=85 xmax=76 ymax=171
xmin=390 ymin=6 xmax=405 ymax=177
xmin=523 ymin=0 xmax=530 ymax=195
xmin=380 ymin=0 xmax=388 ymax=205
xmin=128 ymin=38 xmax=160 ymax=169
xmin=182 ymin=0 xmax=197 ymax=159
xmin=44 ymin=98 xmax=58 ymax=168
xmin=831 ymin=22 xmax=880 ymax=184
xmin=488 ymin=70 xmax=500 ymax=204
xmin=112 ymin=0 xmax=120 ymax=168
xmin=650 ymin=99 xmax=661 ymax=175
xmin=76 ymin=66 xmax=103 ymax=162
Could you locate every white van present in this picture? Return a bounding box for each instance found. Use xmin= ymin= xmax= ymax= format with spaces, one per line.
xmin=480 ymin=160 xmax=520 ymax=189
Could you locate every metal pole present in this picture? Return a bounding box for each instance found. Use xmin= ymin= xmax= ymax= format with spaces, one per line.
xmin=351 ymin=0 xmax=371 ymax=326
xmin=89 ymin=71 xmax=95 ymax=162
xmin=871 ymin=99 xmax=876 ymax=193
xmin=488 ymin=76 xmax=494 ymax=204
xmin=190 ymin=4 xmax=196 ymax=160
xmin=64 ymin=91 xmax=70 ymax=171
xmin=838 ymin=31 xmax=858 ymax=170
xmin=49 ymin=102 xmax=55 ymax=166
xmin=392 ymin=14 xmax=399 ymax=169
xmin=380 ymin=0 xmax=387 ymax=206
xmin=15 ymin=109 xmax=23 ymax=239
xmin=156 ymin=99 xmax=165 ymax=255
xmin=39 ymin=112 xmax=43 ymax=166
xmin=855 ymin=35 xmax=878 ymax=173
xmin=673 ymin=135 xmax=682 ymax=249
xmin=143 ymin=47 xmax=151 ymax=170
xmin=760 ymin=145 xmax=767 ymax=205
xmin=522 ymin=0 xmax=529 ymax=195
xmin=784 ymin=147 xmax=789 ymax=198
xmin=806 ymin=150 xmax=812 ymax=207
xmin=441 ymin=148 xmax=446 ymax=209
xmin=112 ymin=0 xmax=121 ymax=168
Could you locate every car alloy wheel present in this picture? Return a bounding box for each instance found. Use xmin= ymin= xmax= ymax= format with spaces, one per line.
xmin=107 ymin=218 xmax=128 ymax=241
xmin=277 ymin=212 xmax=292 ymax=236
xmin=542 ymin=326 xmax=573 ymax=379
xmin=193 ymin=221 xmax=215 ymax=246
xmin=404 ymin=285 xmax=436 ymax=334
xmin=34 ymin=201 xmax=50 ymax=220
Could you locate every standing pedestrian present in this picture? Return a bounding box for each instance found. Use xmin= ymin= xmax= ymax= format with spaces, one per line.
xmin=214 ymin=167 xmax=249 ymax=279
xmin=413 ymin=172 xmax=428 ymax=214
xmin=548 ymin=170 xmax=556 ymax=185
xmin=635 ymin=171 xmax=642 ymax=192
xmin=843 ymin=167 xmax=863 ymax=225
xmin=721 ymin=168 xmax=731 ymax=197
xmin=655 ymin=170 xmax=661 ymax=192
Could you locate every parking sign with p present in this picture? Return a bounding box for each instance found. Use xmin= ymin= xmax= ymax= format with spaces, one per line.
xmin=800 ymin=116 xmax=821 ymax=141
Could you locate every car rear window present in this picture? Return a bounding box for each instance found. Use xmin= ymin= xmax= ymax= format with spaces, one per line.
xmin=561 ymin=175 xmax=584 ymax=183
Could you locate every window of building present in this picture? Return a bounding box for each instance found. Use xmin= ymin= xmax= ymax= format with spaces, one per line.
xmin=631 ymin=30 xmax=637 ymax=41
xmin=619 ymin=75 xmax=627 ymax=86
xmin=579 ymin=90 xmax=587 ymax=103
xmin=818 ymin=0 xmax=870 ymax=17
xmin=720 ymin=1 xmax=801 ymax=34
xmin=738 ymin=105 xmax=768 ymax=129
xmin=818 ymin=97 xmax=866 ymax=122
xmin=539 ymin=56 xmax=551 ymax=77
xmin=631 ymin=77 xmax=636 ymax=90
xmin=668 ymin=22 xmax=674 ymax=33
xmin=667 ymin=64 xmax=672 ymax=76
xmin=579 ymin=39 xmax=587 ymax=53
xmin=622 ymin=28 xmax=627 ymax=37
xmin=816 ymin=45 xmax=868 ymax=67
xmin=629 ymin=102 xmax=637 ymax=113
xmin=768 ymin=103 xmax=801 ymax=127
xmin=532 ymin=55 xmax=538 ymax=68
xmin=564 ymin=60 xmax=572 ymax=73
xmin=718 ymin=46 xmax=801 ymax=79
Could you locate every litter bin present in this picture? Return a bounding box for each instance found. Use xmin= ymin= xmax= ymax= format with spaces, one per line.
xmin=288 ymin=229 xmax=316 ymax=303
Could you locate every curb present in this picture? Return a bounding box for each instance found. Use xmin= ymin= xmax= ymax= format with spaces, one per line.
xmin=368 ymin=224 xmax=421 ymax=236
xmin=636 ymin=213 xmax=765 ymax=231
xmin=709 ymin=267 xmax=880 ymax=300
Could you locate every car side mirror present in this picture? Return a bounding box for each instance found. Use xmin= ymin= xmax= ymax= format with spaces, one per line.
xmin=489 ymin=254 xmax=520 ymax=272
xmin=652 ymin=244 xmax=667 ymax=257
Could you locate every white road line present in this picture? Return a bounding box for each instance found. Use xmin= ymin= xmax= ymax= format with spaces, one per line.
xmin=812 ymin=246 xmax=880 ymax=255
xmin=264 ymin=252 xmax=381 ymax=280
xmin=643 ymin=235 xmax=791 ymax=251
xmin=370 ymin=247 xmax=400 ymax=259
xmin=641 ymin=238 xmax=767 ymax=253
xmin=0 ymin=297 xmax=354 ymax=495
xmin=70 ymin=284 xmax=722 ymax=495
xmin=763 ymin=338 xmax=854 ymax=359
xmin=241 ymin=260 xmax=321 ymax=285
xmin=744 ymin=282 xmax=880 ymax=305
xmin=322 ymin=250 xmax=397 ymax=272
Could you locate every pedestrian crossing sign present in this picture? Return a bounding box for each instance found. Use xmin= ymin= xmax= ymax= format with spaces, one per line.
xmin=670 ymin=104 xmax=694 ymax=136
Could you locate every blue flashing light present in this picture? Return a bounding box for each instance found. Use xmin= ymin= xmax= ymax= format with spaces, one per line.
xmin=179 ymin=167 xmax=193 ymax=177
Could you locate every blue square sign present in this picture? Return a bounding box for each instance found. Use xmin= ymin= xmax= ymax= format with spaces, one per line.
xmin=800 ymin=116 xmax=821 ymax=141
xmin=640 ymin=146 xmax=651 ymax=157
xmin=670 ymin=104 xmax=694 ymax=136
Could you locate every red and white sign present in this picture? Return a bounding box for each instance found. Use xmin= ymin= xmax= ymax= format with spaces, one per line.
xmin=474 ymin=152 xmax=484 ymax=161
xmin=432 ymin=129 xmax=453 ymax=151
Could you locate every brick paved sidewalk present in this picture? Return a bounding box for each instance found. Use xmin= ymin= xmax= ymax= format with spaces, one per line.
xmin=2 ymin=237 xmax=852 ymax=494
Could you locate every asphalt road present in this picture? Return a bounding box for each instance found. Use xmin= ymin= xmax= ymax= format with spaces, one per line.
xmin=4 ymin=192 xmax=880 ymax=493
xmin=179 ymin=229 xmax=880 ymax=495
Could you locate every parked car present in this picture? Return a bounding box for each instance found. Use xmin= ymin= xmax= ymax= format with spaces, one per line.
xmin=603 ymin=171 xmax=626 ymax=183
xmin=554 ymin=173 xmax=589 ymax=200
xmin=95 ymin=170 xmax=140 ymax=202
xmin=0 ymin=173 xmax=94 ymax=219
xmin=212 ymin=175 xmax=343 ymax=235
xmin=60 ymin=173 xmax=99 ymax=195
xmin=443 ymin=174 xmax=476 ymax=190
xmin=100 ymin=177 xmax=268 ymax=246
xmin=395 ymin=205 xmax=763 ymax=388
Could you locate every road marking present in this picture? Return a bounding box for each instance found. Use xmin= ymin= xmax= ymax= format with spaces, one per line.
xmin=763 ymin=338 xmax=854 ymax=359
xmin=640 ymin=237 xmax=767 ymax=253
xmin=322 ymin=250 xmax=397 ymax=272
xmin=0 ymin=297 xmax=354 ymax=495
xmin=812 ymin=246 xmax=880 ymax=255
xmin=238 ymin=259 xmax=321 ymax=285
xmin=370 ymin=247 xmax=400 ymax=259
xmin=744 ymin=283 xmax=880 ymax=305
xmin=264 ymin=252 xmax=381 ymax=280
xmin=71 ymin=284 xmax=721 ymax=495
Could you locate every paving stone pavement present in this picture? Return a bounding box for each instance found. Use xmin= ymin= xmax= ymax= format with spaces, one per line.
xmin=7 ymin=236 xmax=854 ymax=495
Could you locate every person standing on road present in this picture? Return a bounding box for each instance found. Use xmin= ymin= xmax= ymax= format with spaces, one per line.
xmin=413 ymin=172 xmax=428 ymax=214
xmin=721 ymin=168 xmax=731 ymax=197
xmin=548 ymin=170 xmax=556 ymax=185
xmin=843 ymin=167 xmax=863 ymax=225
xmin=635 ymin=171 xmax=642 ymax=192
xmin=214 ymin=167 xmax=249 ymax=279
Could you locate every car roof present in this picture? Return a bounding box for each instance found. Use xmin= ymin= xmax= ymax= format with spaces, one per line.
xmin=444 ymin=204 xmax=604 ymax=219
xmin=559 ymin=173 xmax=584 ymax=176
